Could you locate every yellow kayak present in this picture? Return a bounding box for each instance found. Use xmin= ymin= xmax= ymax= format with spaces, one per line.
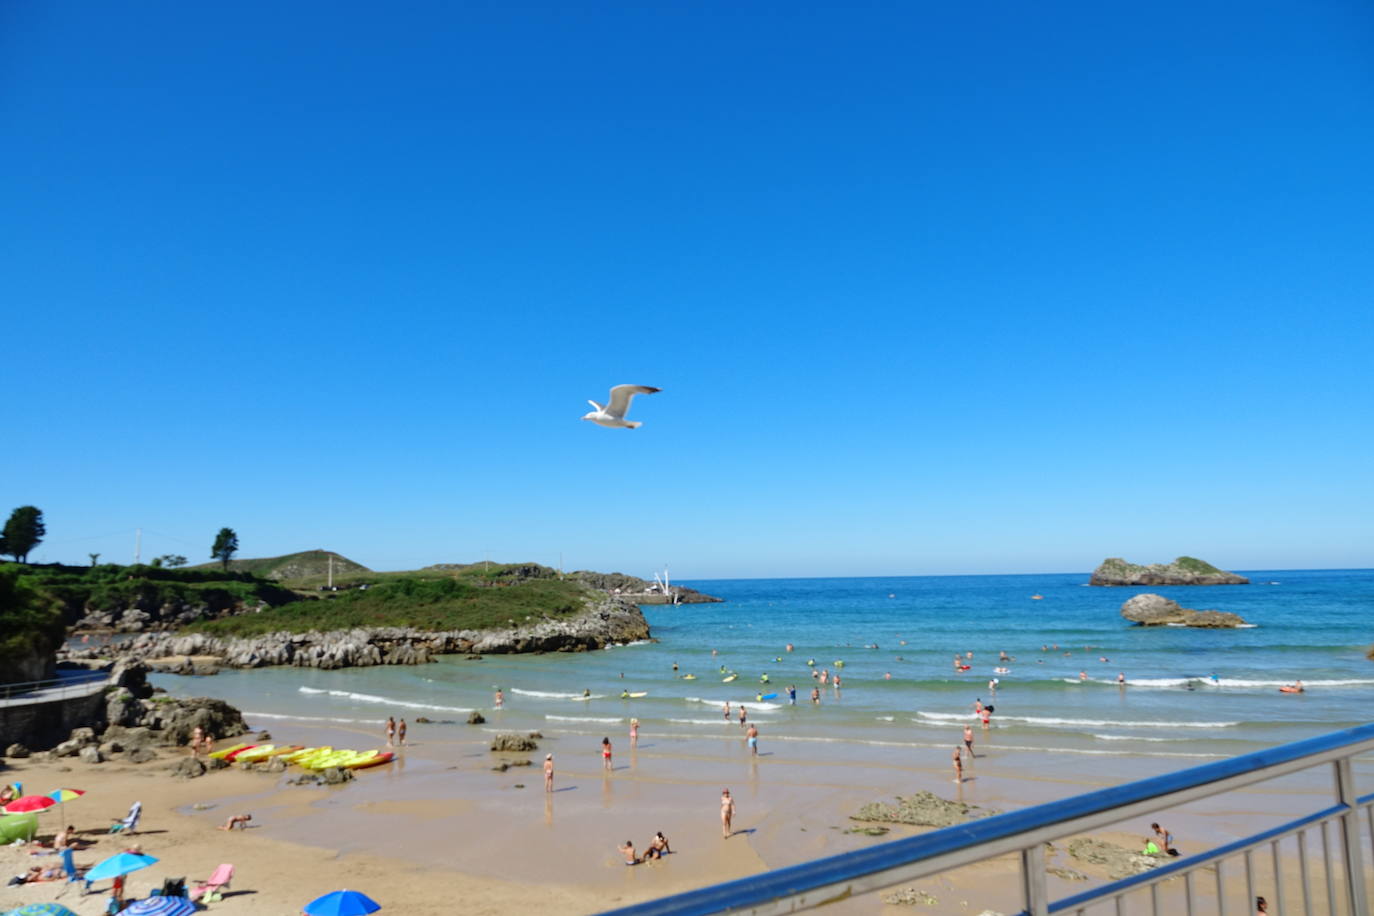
xmin=282 ymin=746 xmax=328 ymax=764
xmin=207 ymin=742 xmax=252 ymax=760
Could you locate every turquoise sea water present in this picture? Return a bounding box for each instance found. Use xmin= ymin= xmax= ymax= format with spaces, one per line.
xmin=155 ymin=569 xmax=1374 ymax=764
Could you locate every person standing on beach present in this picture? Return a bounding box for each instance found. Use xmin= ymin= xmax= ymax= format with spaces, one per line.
xmin=738 ymin=705 xmax=748 ymax=727
xmin=397 ymin=719 xmax=407 ymax=746
xmin=720 ymin=788 xmax=735 ymax=838
xmin=746 ymin=723 xmax=759 ymax=756
xmin=544 ymin=754 xmax=554 ymax=791
xmin=602 ymin=737 xmax=613 ymax=771
xmin=963 ymin=725 xmax=975 ymax=758
xmin=952 ymin=746 xmax=963 ymax=783
xmin=629 ymin=718 xmax=639 ymax=745
xmin=385 ymin=717 xmax=395 ymax=748
xmin=495 ymin=688 xmax=504 ymax=707
xmin=723 ymin=701 xmax=731 ymax=720
xmin=980 ymin=705 xmax=991 ymax=729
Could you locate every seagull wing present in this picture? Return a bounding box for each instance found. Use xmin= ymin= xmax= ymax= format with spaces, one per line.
xmin=587 ymin=399 xmax=605 ymax=411
xmin=606 ymin=385 xmax=661 ymax=418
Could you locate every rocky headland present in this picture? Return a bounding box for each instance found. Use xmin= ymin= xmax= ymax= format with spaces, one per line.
xmin=1090 ymin=557 xmax=1249 ymax=586
xmin=62 ymin=593 xmax=651 ymax=671
xmin=1120 ymin=593 xmax=1248 ymax=628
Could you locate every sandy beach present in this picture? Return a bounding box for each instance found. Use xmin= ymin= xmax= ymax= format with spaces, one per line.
xmin=2 ymin=708 xmax=1360 ymax=916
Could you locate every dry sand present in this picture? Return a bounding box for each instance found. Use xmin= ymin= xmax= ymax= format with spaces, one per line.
xmin=0 ymin=717 xmax=1358 ymax=915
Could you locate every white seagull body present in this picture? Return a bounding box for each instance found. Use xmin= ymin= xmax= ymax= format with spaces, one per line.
xmin=582 ymin=384 xmax=661 ymax=429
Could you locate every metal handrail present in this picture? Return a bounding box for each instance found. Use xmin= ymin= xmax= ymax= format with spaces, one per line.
xmin=0 ymin=670 xmax=109 ymax=701
xmin=597 ymin=723 xmax=1374 ymax=916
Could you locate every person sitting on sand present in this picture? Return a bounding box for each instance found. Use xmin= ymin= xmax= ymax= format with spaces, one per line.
xmin=648 ymin=831 xmax=671 ymax=857
xmin=618 ymin=840 xmax=640 ymax=864
xmin=190 ymin=726 xmax=204 ymax=755
xmin=0 ymin=785 xmax=15 ymax=805
xmin=217 ymin=814 xmax=252 ymax=831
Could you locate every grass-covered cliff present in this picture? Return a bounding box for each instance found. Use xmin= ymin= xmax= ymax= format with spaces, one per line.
xmin=0 ymin=564 xmax=67 ymax=682
xmin=186 ymin=574 xmax=592 ymax=637
xmin=189 ymin=549 xmax=371 ymax=581
xmin=11 ymin=562 xmax=299 ymax=628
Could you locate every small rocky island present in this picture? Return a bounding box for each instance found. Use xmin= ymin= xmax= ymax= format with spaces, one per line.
xmin=1120 ymin=593 xmax=1248 ymax=628
xmin=1091 ymin=556 xmax=1249 ymax=586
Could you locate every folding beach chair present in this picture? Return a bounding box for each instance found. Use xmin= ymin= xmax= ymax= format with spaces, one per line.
xmin=110 ymin=800 xmax=142 ymax=834
xmin=190 ymin=863 xmax=233 ymax=902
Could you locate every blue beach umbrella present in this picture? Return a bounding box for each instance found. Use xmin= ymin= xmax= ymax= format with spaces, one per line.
xmin=303 ymin=890 xmax=382 ymax=916
xmin=5 ymin=905 xmax=79 ymax=916
xmin=124 ymin=898 xmax=197 ymax=916
xmin=85 ymin=851 xmax=159 ymax=882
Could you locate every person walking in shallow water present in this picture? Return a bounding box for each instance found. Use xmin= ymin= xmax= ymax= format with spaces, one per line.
xmin=602 ymin=737 xmax=613 ymax=771
xmin=720 ymin=788 xmax=735 ymax=838
xmin=397 ymin=719 xmax=407 ymax=746
xmin=385 ymin=717 xmax=395 ymax=747
xmin=952 ymin=746 xmax=964 ymax=783
xmin=963 ymin=724 xmax=975 ymax=758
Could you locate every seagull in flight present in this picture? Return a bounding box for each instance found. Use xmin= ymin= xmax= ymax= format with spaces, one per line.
xmin=582 ymin=384 xmax=661 ymax=429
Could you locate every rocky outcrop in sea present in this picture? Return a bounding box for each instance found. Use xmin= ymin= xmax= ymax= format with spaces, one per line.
xmin=1090 ymin=557 xmax=1249 ymax=586
xmin=62 ymin=594 xmax=651 ymax=671
xmin=1120 ymin=593 xmax=1248 ymax=628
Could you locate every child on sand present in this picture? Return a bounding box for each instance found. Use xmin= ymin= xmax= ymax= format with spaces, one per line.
xmin=602 ymin=737 xmax=613 ymax=771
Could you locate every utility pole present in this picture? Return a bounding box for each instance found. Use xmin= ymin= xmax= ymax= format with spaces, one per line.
xmin=135 ymin=528 xmax=142 ymax=565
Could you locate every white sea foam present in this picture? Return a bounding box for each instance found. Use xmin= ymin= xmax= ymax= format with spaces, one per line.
xmin=603 ymin=640 xmax=653 ymax=649
xmin=914 ymin=711 xmax=1237 ymax=728
xmin=667 ymin=718 xmax=735 ymax=726
xmin=875 ymin=716 xmax=895 ymax=721
xmin=295 ymin=685 xmax=472 ymax=713
xmin=243 ymin=710 xmax=370 ymax=725
xmin=511 ymin=688 xmax=603 ymax=699
xmin=685 ymin=697 xmax=782 ymax=711
xmin=1092 ymin=733 xmax=1193 ymax=742
xmin=545 ymin=715 xmax=623 ymax=723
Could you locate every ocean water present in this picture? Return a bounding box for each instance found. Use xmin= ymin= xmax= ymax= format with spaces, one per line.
xmin=155 ymin=569 xmax=1374 ymax=764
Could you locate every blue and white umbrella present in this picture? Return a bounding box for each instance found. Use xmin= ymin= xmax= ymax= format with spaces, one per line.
xmin=124 ymin=897 xmax=197 ymax=916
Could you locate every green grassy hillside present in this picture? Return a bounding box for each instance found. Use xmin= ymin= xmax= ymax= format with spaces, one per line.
xmin=186 ymin=575 xmax=592 ymax=637
xmin=0 ymin=564 xmax=66 ymax=680
xmin=191 ymin=549 xmax=371 ymax=581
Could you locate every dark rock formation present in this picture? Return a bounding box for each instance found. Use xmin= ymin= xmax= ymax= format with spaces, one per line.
xmin=65 ymin=595 xmax=652 ymax=672
xmin=1120 ymin=594 xmax=1247 ymax=628
xmin=490 ymin=733 xmax=539 ymax=752
xmin=851 ymin=791 xmax=998 ymax=828
xmin=171 ymin=757 xmax=207 ymax=779
xmin=1091 ymin=557 xmax=1248 ymax=586
xmin=466 ymin=712 xmax=485 ymax=725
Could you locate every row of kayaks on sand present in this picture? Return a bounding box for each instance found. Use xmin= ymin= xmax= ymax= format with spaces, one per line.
xmin=207 ymin=743 xmax=395 ymax=770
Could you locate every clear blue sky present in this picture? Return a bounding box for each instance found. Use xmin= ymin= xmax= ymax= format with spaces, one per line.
xmin=3 ymin=1 xmax=1371 ymax=579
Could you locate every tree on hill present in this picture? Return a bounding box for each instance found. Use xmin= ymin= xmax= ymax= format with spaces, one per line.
xmin=0 ymin=506 xmax=46 ymax=563
xmin=153 ymin=554 xmax=188 ymax=568
xmin=211 ymin=528 xmax=239 ymax=570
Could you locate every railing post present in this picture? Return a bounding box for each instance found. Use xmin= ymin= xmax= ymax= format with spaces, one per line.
xmin=1022 ymin=844 xmax=1048 ymax=916
xmin=1334 ymin=758 xmax=1370 ymax=916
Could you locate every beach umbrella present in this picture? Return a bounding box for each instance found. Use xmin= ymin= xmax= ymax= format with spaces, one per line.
xmin=303 ymin=890 xmax=382 ymax=916
xmin=124 ymin=898 xmax=197 ymax=916
xmin=48 ymin=787 xmax=85 ymax=822
xmin=5 ymin=905 xmax=79 ymax=916
xmin=85 ymin=851 xmax=159 ymax=882
xmin=2 ymin=794 xmax=56 ymax=815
